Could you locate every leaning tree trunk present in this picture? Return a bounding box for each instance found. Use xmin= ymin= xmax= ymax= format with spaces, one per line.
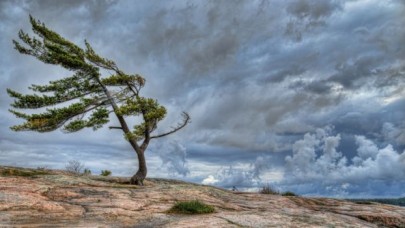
xmin=130 ymin=150 xmax=147 ymax=185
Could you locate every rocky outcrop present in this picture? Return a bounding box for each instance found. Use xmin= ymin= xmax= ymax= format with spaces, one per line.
xmin=0 ymin=166 xmax=404 ymax=227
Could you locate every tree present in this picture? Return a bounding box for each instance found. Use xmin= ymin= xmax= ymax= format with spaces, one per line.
xmin=7 ymin=16 xmax=190 ymax=185
xmin=65 ymin=160 xmax=85 ymax=175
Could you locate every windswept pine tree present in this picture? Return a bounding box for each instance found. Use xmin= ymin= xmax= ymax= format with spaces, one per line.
xmin=7 ymin=16 xmax=190 ymax=185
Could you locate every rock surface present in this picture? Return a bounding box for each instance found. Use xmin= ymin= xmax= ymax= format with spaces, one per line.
xmin=1 ymin=166 xmax=405 ymax=227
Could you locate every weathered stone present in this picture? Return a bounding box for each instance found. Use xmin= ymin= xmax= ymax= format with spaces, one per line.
xmin=0 ymin=166 xmax=404 ymax=227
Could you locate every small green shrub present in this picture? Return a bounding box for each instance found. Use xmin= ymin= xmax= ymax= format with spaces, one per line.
xmin=83 ymin=168 xmax=92 ymax=175
xmin=168 ymin=200 xmax=215 ymax=214
xmin=259 ymin=184 xmax=279 ymax=194
xmin=282 ymin=191 xmax=297 ymax=196
xmin=100 ymin=170 xmax=112 ymax=176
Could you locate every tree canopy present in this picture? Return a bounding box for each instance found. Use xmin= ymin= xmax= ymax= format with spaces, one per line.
xmin=7 ymin=16 xmax=190 ymax=185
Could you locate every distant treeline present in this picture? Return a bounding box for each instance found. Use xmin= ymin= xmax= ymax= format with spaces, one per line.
xmin=347 ymin=197 xmax=405 ymax=207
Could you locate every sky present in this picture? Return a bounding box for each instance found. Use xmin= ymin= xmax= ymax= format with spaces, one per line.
xmin=0 ymin=0 xmax=404 ymax=198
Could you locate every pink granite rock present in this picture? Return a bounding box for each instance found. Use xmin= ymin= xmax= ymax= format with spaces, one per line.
xmin=0 ymin=166 xmax=404 ymax=227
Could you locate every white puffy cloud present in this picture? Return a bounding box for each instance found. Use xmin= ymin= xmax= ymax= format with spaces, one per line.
xmin=282 ymin=127 xmax=405 ymax=197
xmin=200 ymin=155 xmax=273 ymax=189
xmin=202 ymin=175 xmax=219 ymax=185
xmin=207 ymin=165 xmax=258 ymax=189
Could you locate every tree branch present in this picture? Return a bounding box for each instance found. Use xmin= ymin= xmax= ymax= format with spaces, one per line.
xmin=140 ymin=108 xmax=150 ymax=150
xmin=93 ymin=74 xmax=142 ymax=152
xmin=59 ymin=101 xmax=110 ymax=133
xmin=150 ymin=112 xmax=190 ymax=139
xmin=109 ymin=126 xmax=123 ymax=130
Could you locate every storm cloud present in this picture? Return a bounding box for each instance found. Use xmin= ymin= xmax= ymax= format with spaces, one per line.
xmin=0 ymin=0 xmax=404 ymax=197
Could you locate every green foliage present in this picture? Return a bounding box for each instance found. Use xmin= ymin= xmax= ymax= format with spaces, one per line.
xmin=282 ymin=191 xmax=297 ymax=196
xmin=63 ymin=107 xmax=109 ymax=132
xmin=9 ymin=102 xmax=95 ymax=132
xmin=1 ymin=168 xmax=50 ymax=177
xmin=100 ymin=170 xmax=112 ymax=176
xmin=7 ymin=16 xmax=172 ymax=138
xmin=83 ymin=168 xmax=92 ymax=175
xmin=84 ymin=40 xmax=116 ymax=70
xmin=14 ymin=16 xmax=87 ymax=70
xmin=168 ymin=200 xmax=215 ymax=214
xmin=101 ymin=74 xmax=145 ymax=88
xmin=7 ymin=16 xmax=190 ymax=185
xmin=7 ymin=88 xmax=60 ymax=109
xmin=257 ymin=185 xmax=296 ymax=196
xmin=117 ymin=97 xmax=166 ymax=120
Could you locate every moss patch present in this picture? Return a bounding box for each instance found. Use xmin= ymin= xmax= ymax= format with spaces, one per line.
xmin=0 ymin=168 xmax=51 ymax=177
xmin=168 ymin=200 xmax=215 ymax=214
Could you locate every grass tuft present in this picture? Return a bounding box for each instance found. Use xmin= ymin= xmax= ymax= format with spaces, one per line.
xmin=168 ymin=200 xmax=215 ymax=214
xmin=259 ymin=184 xmax=279 ymax=195
xmin=0 ymin=168 xmax=51 ymax=177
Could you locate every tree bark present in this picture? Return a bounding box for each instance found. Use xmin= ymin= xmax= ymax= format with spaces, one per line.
xmin=130 ymin=149 xmax=147 ymax=185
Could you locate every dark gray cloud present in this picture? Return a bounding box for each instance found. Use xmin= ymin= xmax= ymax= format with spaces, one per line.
xmin=285 ymin=0 xmax=343 ymax=41
xmin=1 ymin=0 xmax=404 ymax=197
